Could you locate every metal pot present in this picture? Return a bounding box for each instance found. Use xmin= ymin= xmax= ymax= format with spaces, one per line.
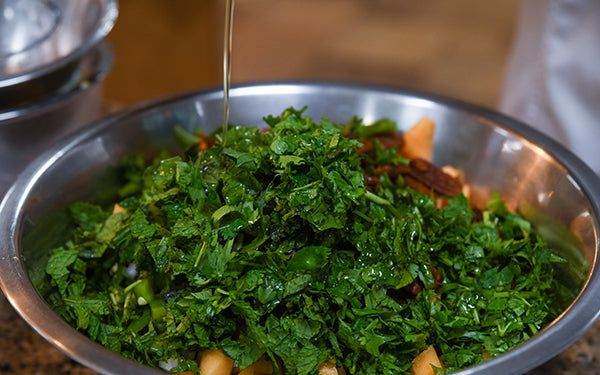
xmin=0 ymin=82 xmax=599 ymax=375
xmin=0 ymin=0 xmax=118 ymax=108
xmin=0 ymin=41 xmax=114 ymax=198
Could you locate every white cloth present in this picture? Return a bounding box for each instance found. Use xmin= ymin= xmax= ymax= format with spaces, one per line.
xmin=499 ymin=0 xmax=600 ymax=174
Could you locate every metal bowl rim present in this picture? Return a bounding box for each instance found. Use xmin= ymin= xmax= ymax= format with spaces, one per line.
xmin=0 ymin=40 xmax=114 ymax=123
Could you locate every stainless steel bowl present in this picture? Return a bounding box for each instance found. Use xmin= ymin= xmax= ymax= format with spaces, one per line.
xmin=0 ymin=82 xmax=599 ymax=375
xmin=0 ymin=40 xmax=114 ymax=198
xmin=0 ymin=0 xmax=118 ymax=108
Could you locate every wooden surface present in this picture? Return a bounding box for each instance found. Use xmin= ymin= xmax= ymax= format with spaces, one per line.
xmin=103 ymin=0 xmax=519 ymax=109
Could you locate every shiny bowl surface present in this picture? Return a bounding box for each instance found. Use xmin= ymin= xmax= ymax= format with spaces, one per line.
xmin=0 ymin=0 xmax=118 ymax=107
xmin=0 ymin=82 xmax=599 ymax=375
xmin=0 ymin=41 xmax=114 ymax=199
xmin=0 ymin=0 xmax=60 ymax=58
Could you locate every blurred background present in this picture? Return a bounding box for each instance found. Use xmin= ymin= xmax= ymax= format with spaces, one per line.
xmin=104 ymin=0 xmax=520 ymax=109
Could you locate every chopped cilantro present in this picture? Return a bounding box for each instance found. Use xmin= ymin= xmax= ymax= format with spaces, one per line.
xmin=41 ymin=108 xmax=567 ymax=374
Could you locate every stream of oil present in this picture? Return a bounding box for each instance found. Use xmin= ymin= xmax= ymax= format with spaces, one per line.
xmin=222 ymin=0 xmax=235 ymax=145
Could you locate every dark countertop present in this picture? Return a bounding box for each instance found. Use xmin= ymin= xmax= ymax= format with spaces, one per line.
xmin=1 ymin=291 xmax=599 ymax=374
xmin=0 ymin=293 xmax=95 ymax=374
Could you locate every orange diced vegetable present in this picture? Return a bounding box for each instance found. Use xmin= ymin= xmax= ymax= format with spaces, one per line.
xmin=409 ymin=345 xmax=444 ymax=375
xmin=401 ymin=116 xmax=435 ymax=161
xmin=199 ymin=349 xmax=235 ymax=375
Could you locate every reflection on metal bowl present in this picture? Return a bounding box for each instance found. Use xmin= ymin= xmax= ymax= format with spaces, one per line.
xmin=0 ymin=82 xmax=599 ymax=375
xmin=0 ymin=0 xmax=118 ymax=108
xmin=0 ymin=41 xmax=114 ymax=198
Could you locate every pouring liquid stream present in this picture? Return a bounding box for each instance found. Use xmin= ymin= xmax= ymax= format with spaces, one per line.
xmin=222 ymin=0 xmax=235 ymax=145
